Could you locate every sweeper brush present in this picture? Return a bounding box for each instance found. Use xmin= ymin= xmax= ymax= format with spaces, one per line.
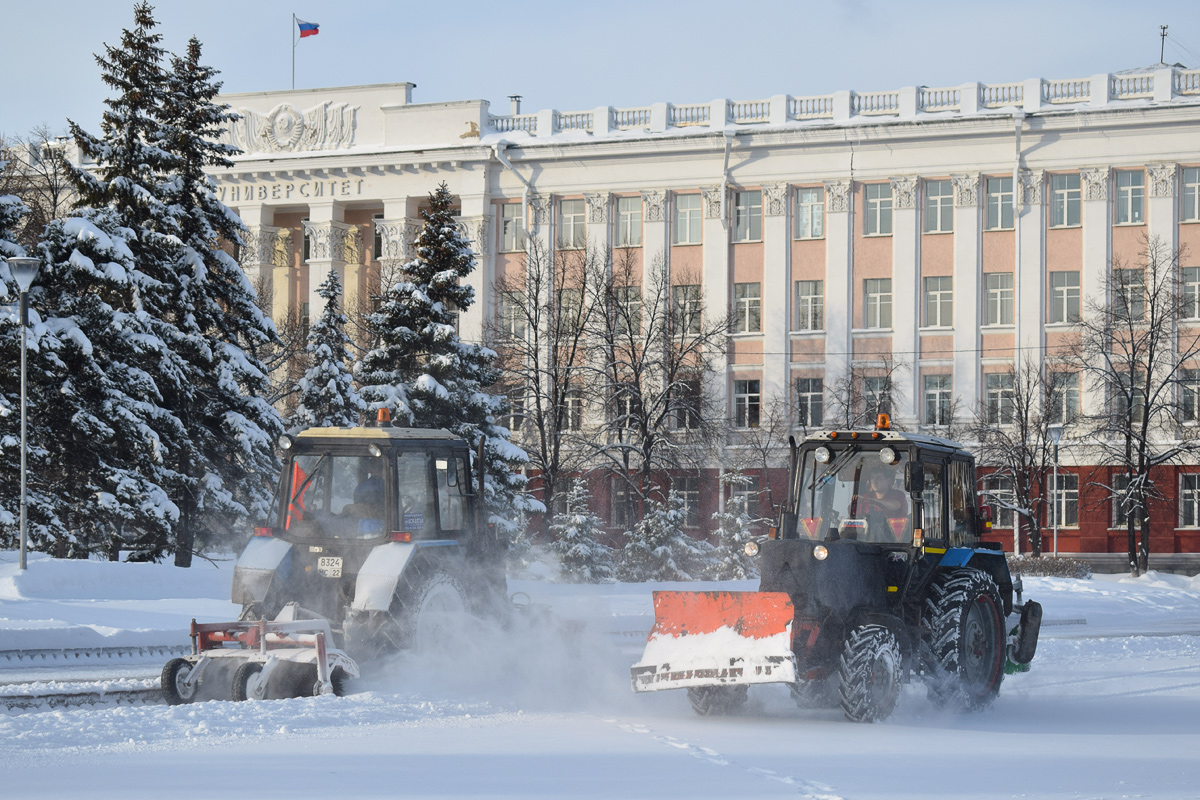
xmin=161 ymin=603 xmax=359 ymax=704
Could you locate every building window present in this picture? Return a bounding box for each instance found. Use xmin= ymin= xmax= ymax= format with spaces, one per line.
xmin=794 ymin=280 xmax=823 ymax=330
xmin=1049 ymin=271 xmax=1081 ymax=323
xmin=499 ymin=291 xmax=527 ymax=338
xmin=614 ymin=385 xmax=640 ymax=430
xmin=864 ymin=278 xmax=892 ymax=329
xmin=733 ymin=190 xmax=762 ymax=242
xmin=984 ymin=273 xmax=1014 ymax=326
xmin=1113 ymin=268 xmax=1146 ymax=320
xmin=301 ymin=218 xmax=311 ymax=261
xmin=734 ymin=282 xmax=762 ymax=333
xmin=676 ymin=474 xmax=701 ymax=527
xmin=614 ymin=285 xmax=641 ymax=335
xmin=733 ymin=379 xmax=761 ymax=428
xmin=1182 ymin=369 xmax=1200 ymax=423
xmin=1183 ymin=167 xmax=1200 ymax=222
xmin=924 ymin=179 xmax=953 ymax=233
xmin=864 ymin=183 xmax=892 ymax=235
xmin=795 ymin=377 xmax=823 ymax=427
xmin=611 ymin=477 xmax=633 ymax=529
xmin=986 ymin=372 xmax=1015 ymax=424
xmin=1055 ymin=473 xmax=1079 ymax=527
xmin=616 ymin=196 xmax=642 ymax=247
xmin=1114 ymin=372 xmax=1147 ymax=424
xmin=500 ymin=203 xmax=526 ymax=252
xmin=923 ymin=276 xmax=953 ymax=327
xmin=1183 ymin=267 xmax=1200 ymax=319
xmin=864 ymin=376 xmax=891 ymax=418
xmin=1115 ymin=170 xmax=1145 ymax=225
xmin=564 ymin=387 xmax=584 ymax=431
xmin=672 ymin=284 xmax=702 ymax=336
xmin=984 ymin=475 xmax=1015 ymax=528
xmin=794 ymin=187 xmax=824 ymax=239
xmin=556 ymin=287 xmax=584 ymax=334
xmin=732 ymin=476 xmax=761 ymax=520
xmin=1048 ymin=372 xmax=1080 ymax=425
xmin=674 ymin=194 xmax=702 ymax=245
xmin=559 ymin=199 xmax=586 ymax=248
xmin=502 ymin=390 xmax=526 ymax=435
xmin=924 ymin=375 xmax=953 ymax=426
xmin=674 ymin=378 xmax=702 ymax=430
xmin=373 ymin=213 xmax=384 ymax=259
xmin=1112 ymin=474 xmax=1132 ymax=529
xmin=1050 ymin=173 xmax=1081 ymax=228
xmin=1181 ymin=474 xmax=1200 ymax=527
xmin=985 ymin=177 xmax=1014 ymax=230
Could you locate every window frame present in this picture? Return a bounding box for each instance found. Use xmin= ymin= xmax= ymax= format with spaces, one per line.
xmin=559 ymin=199 xmax=587 ymax=249
xmin=863 ymin=183 xmax=893 ymax=236
xmin=794 ymin=280 xmax=824 ymax=331
xmin=985 ymin=176 xmax=1014 ymax=231
xmin=985 ymin=372 xmax=1015 ymax=424
xmin=1183 ymin=167 xmax=1200 ymax=223
xmin=674 ymin=193 xmax=702 ymax=245
xmin=1048 ymin=371 xmax=1080 ymax=425
xmin=864 ymin=278 xmax=893 ymax=329
xmin=923 ymin=179 xmax=954 ymax=234
xmin=1115 ymin=170 xmax=1146 ymax=225
xmin=732 ymin=190 xmax=763 ymax=242
xmin=733 ymin=282 xmax=762 ymax=334
xmin=1182 ymin=267 xmax=1200 ymax=320
xmin=1180 ymin=473 xmax=1200 ymax=527
xmin=924 ymin=374 xmax=953 ymax=426
xmin=733 ymin=379 xmax=761 ymax=429
xmin=794 ymin=187 xmax=825 ymax=239
xmin=794 ymin=376 xmax=824 ymax=428
xmin=923 ymin=275 xmax=953 ymax=328
xmin=1055 ymin=473 xmax=1079 ymax=527
xmin=499 ymin=203 xmax=527 ymax=253
xmin=1049 ymin=173 xmax=1082 ymax=228
xmin=615 ymin=196 xmax=642 ymax=248
xmin=672 ymin=284 xmax=702 ymax=337
xmin=984 ymin=272 xmax=1014 ymax=326
xmin=1049 ymin=271 xmax=1081 ymax=324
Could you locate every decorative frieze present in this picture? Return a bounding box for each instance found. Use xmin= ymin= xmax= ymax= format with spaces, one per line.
xmin=1080 ymin=167 xmax=1109 ymax=201
xmin=890 ymin=176 xmax=917 ymax=210
xmin=641 ymin=190 xmax=666 ymax=222
xmin=951 ymin=174 xmax=978 ymax=207
xmin=1148 ymin=163 xmax=1177 ymax=197
xmin=702 ymin=186 xmax=724 ymax=219
xmin=1018 ymin=170 xmax=1044 ymax=205
xmin=222 ymin=101 xmax=358 ymax=154
xmin=824 ymin=181 xmax=851 ymax=213
xmin=585 ymin=192 xmax=609 ymax=223
xmin=763 ymin=183 xmax=788 ymax=216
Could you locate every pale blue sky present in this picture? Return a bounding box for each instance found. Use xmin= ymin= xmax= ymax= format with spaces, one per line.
xmin=3 ymin=0 xmax=1200 ymax=138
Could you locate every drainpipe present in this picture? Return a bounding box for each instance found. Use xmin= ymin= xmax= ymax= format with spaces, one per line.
xmin=493 ymin=142 xmax=534 ymax=233
xmin=720 ymin=131 xmax=735 ymax=223
xmin=1012 ymin=109 xmax=1024 ymax=555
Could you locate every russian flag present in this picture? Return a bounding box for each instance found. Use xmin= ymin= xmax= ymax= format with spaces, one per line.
xmin=297 ymin=18 xmax=319 ymax=38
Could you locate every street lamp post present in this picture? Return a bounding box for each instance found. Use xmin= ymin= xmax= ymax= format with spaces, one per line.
xmin=8 ymin=257 xmax=41 ymax=571
xmin=1048 ymin=425 xmax=1064 ymax=559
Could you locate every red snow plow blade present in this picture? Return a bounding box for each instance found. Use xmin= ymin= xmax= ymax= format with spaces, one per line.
xmin=631 ymin=591 xmax=797 ymax=692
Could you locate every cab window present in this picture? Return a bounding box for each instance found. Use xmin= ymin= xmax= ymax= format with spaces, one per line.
xmin=396 ymin=452 xmax=433 ymax=537
xmin=922 ymin=462 xmax=945 ymax=541
xmin=435 ymin=456 xmax=468 ymax=531
xmin=949 ymin=459 xmax=974 ymax=546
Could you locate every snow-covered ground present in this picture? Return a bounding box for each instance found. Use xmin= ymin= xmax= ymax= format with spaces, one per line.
xmin=3 ymin=551 xmax=1200 ymax=799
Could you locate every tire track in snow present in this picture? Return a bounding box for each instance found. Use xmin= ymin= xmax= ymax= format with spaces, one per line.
xmin=607 ymin=718 xmax=845 ymax=800
xmin=1029 ymin=661 xmax=1200 ymax=690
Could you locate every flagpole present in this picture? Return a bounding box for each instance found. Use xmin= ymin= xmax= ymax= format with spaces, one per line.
xmin=291 ymin=13 xmax=296 ymax=90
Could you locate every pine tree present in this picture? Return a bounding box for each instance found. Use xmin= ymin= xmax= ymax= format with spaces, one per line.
xmin=357 ymin=183 xmax=538 ymax=528
xmin=708 ymin=472 xmax=759 ymax=580
xmin=547 ymin=478 xmax=614 ymax=583
xmin=157 ymin=36 xmax=283 ymax=563
xmin=618 ymin=491 xmax=716 ymax=582
xmin=0 ymin=169 xmax=32 ymax=537
xmin=292 ymin=267 xmax=364 ymax=428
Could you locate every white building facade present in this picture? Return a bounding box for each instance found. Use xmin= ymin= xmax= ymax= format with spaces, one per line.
xmin=212 ymin=68 xmax=1200 ymax=554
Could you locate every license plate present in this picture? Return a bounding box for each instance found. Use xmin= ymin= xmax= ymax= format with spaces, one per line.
xmin=317 ymin=556 xmax=342 ymax=578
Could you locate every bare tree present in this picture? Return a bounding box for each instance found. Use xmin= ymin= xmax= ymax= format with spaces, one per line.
xmin=484 ymin=238 xmax=605 ymax=519
xmin=826 ymin=354 xmax=909 ymax=430
xmin=0 ymin=127 xmax=74 ymax=249
xmin=1075 ymin=236 xmax=1200 ymax=575
xmin=249 ymin=274 xmax=309 ymax=408
xmin=971 ymin=358 xmax=1074 ymax=556
xmin=724 ymin=391 xmax=792 ymax=519
xmin=582 ymin=248 xmax=730 ymax=523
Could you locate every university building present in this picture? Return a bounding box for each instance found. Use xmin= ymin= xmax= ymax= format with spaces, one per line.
xmin=210 ymin=66 xmax=1200 ymax=554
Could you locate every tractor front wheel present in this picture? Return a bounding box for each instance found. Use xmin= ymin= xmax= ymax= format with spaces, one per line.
xmin=161 ymin=658 xmax=196 ymax=705
xmin=923 ymin=568 xmax=1006 ymax=710
xmin=837 ymin=624 xmax=902 ymax=723
xmin=687 ymin=685 xmax=748 ymax=716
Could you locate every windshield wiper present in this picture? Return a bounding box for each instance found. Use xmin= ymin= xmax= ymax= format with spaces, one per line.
xmin=809 ymin=445 xmax=859 ymax=491
xmin=291 ymin=453 xmax=330 ymax=506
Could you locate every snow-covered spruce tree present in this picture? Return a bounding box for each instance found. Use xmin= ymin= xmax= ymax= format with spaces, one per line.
xmin=291 ymin=267 xmax=364 ymax=428
xmin=157 ymin=36 xmax=284 ymax=562
xmin=618 ymin=491 xmax=716 ymax=582
xmin=547 ymin=478 xmax=614 ymax=583
xmin=708 ymin=471 xmax=759 ymax=580
xmin=357 ymin=183 xmax=539 ymax=530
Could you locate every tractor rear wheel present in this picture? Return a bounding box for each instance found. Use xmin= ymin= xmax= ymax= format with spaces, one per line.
xmin=384 ymin=567 xmax=471 ymax=653
xmin=231 ymin=662 xmax=265 ymax=702
xmin=837 ymin=624 xmax=902 ymax=722
xmin=923 ymin=568 xmax=1006 ymax=710
xmin=687 ymin=685 xmax=748 ymax=716
xmin=161 ymin=658 xmax=196 ymax=705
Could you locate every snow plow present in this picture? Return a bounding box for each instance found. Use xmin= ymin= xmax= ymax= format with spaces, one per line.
xmin=164 ymin=413 xmax=508 ymax=701
xmin=632 ymin=415 xmax=1043 ymax=722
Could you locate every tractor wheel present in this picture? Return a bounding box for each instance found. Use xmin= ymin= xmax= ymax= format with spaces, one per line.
xmin=837 ymin=624 xmax=902 ymax=723
xmin=312 ymin=666 xmax=350 ymax=697
xmin=923 ymin=568 xmax=1006 ymax=711
xmin=231 ymin=662 xmax=265 ymax=702
xmin=790 ymin=675 xmax=838 ymax=709
xmin=687 ymin=685 xmax=748 ymax=717
xmin=161 ymin=658 xmax=197 ymax=705
xmin=386 ymin=567 xmax=471 ymax=653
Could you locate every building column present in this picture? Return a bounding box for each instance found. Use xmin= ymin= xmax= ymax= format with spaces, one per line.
xmin=891 ymin=176 xmax=919 ymax=426
xmin=236 ymin=206 xmax=281 ymax=319
xmin=1080 ymin=167 xmax=1110 ymax=419
xmin=641 ymin=190 xmax=668 ymax=271
xmin=302 ymin=203 xmax=348 ymax=322
xmin=761 ymin=183 xmax=790 ymax=406
xmin=1016 ymin=170 xmax=1046 ymax=359
xmin=824 ymin=180 xmax=853 ymax=421
xmin=702 ymin=186 xmax=731 ymax=413
xmin=951 ymin=174 xmax=981 ymax=416
xmin=1147 ymin=163 xmax=1178 ymax=253
xmin=586 ymin=192 xmax=611 ymax=252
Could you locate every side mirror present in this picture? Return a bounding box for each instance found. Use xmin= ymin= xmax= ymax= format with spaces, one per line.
xmin=904 ymin=462 xmax=925 ymax=494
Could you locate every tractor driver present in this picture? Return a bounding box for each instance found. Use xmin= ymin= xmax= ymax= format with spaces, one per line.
xmin=851 ymin=464 xmax=908 ymax=542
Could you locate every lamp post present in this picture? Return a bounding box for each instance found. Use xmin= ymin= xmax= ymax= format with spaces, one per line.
xmin=8 ymin=257 xmax=41 ymax=571
xmin=1048 ymin=424 xmax=1064 ymax=558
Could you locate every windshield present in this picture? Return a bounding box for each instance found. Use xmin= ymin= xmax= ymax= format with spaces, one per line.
xmin=284 ymin=453 xmax=388 ymax=540
xmin=794 ymin=446 xmax=913 ymax=544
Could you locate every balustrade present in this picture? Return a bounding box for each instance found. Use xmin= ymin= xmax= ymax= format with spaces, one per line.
xmin=669 ymin=104 xmax=710 ymax=126
xmin=852 ymin=91 xmax=900 ymax=115
xmin=1111 ymin=74 xmax=1154 ymax=99
xmin=556 ymin=111 xmax=594 ymax=132
xmin=1177 ymin=70 xmax=1200 ymax=95
xmin=918 ymin=86 xmax=960 ymax=112
xmin=789 ymin=95 xmax=833 ymax=119
xmin=611 ymin=107 xmax=652 ymax=130
xmin=1043 ymin=78 xmax=1090 ymax=104
xmin=728 ymin=99 xmax=770 ymax=123
xmin=980 ymin=82 xmax=1023 ymax=108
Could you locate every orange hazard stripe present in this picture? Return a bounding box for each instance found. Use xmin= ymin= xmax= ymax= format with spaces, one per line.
xmin=650 ymin=591 xmax=793 ymax=640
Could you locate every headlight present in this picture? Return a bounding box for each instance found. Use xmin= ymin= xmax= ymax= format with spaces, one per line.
xmin=367 ymin=443 xmax=382 ymax=458
xmin=278 ymin=433 xmax=294 ymax=450
xmin=879 ymin=446 xmax=898 ymax=465
xmin=813 ymin=545 xmax=829 ymax=561
xmin=743 ymin=541 xmax=760 ymax=557
xmin=814 ymin=446 xmax=832 ymax=463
